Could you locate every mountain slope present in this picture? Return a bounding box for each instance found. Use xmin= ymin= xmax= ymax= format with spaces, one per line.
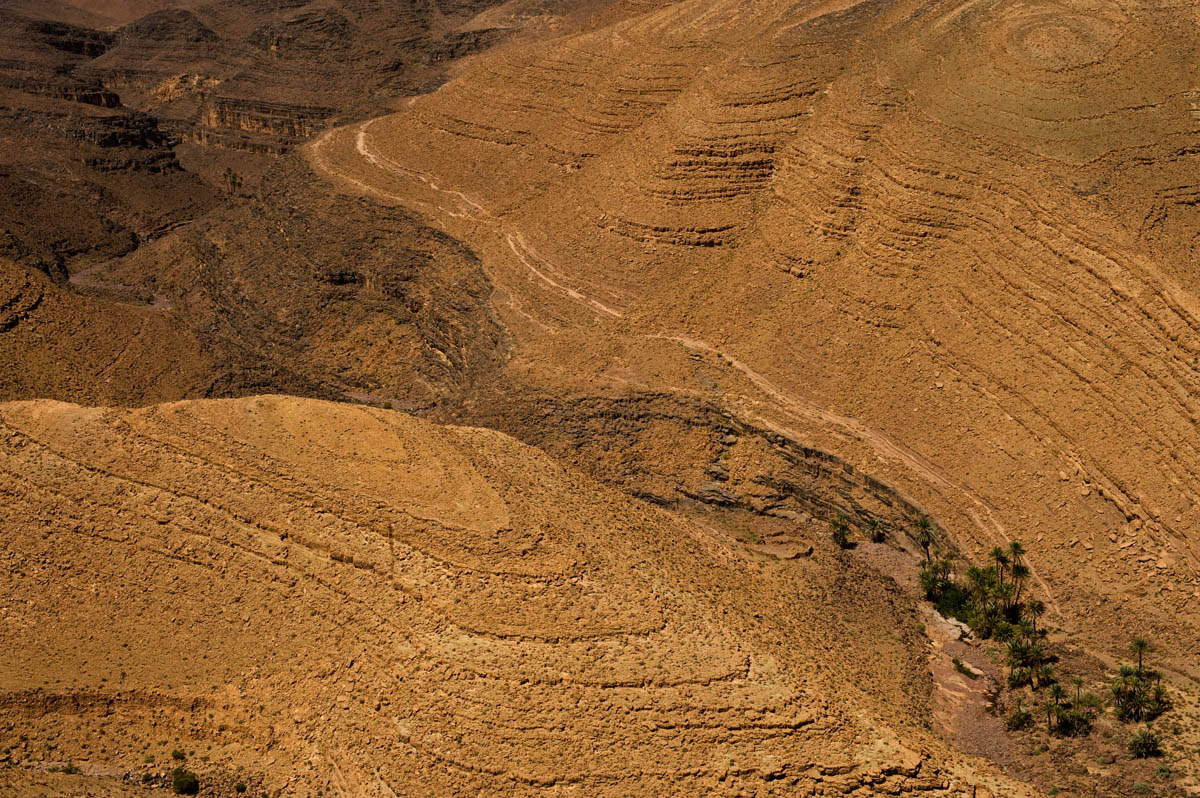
xmin=309 ymin=0 xmax=1200 ymax=680
xmin=0 ymin=395 xmax=1024 ymax=796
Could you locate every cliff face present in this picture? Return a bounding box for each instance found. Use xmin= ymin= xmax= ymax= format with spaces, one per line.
xmin=196 ymin=95 xmax=335 ymax=142
xmin=0 ymin=0 xmax=542 ymax=406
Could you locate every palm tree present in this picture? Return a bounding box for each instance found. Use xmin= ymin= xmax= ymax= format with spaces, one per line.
xmin=914 ymin=517 xmax=934 ymax=562
xmin=1007 ymin=540 xmax=1026 ymax=567
xmin=1043 ymin=700 xmax=1058 ymax=732
xmin=1010 ymin=563 xmax=1030 ymax=604
xmin=829 ymin=513 xmax=851 ymax=549
xmin=991 ymin=546 xmax=1009 ymax=586
xmin=1025 ymin=599 xmax=1046 ymax=633
xmin=1049 ymin=682 xmax=1066 ymax=706
xmin=964 ymin=565 xmax=991 ymax=602
xmin=866 ymin=516 xmax=885 ymax=543
xmin=1128 ymin=726 xmax=1161 ymax=758
xmin=1131 ymin=637 xmax=1150 ymax=674
xmin=1006 ymin=637 xmax=1031 ymax=668
xmin=1033 ymin=663 xmax=1055 ymax=691
xmin=1072 ymin=675 xmax=1083 ymax=704
xmin=995 ymin=582 xmax=1015 ymax=614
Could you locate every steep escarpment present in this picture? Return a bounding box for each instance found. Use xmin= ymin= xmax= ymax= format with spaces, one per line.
xmin=455 ymin=385 xmax=941 ymax=542
xmin=0 ymin=395 xmax=1026 ymax=796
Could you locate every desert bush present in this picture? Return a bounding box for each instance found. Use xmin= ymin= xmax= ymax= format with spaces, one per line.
xmin=1112 ymin=664 xmax=1170 ymax=723
xmin=171 ymin=767 xmax=199 ymax=795
xmin=866 ymin=517 xmax=885 ymax=543
xmin=952 ymin=658 xmax=978 ymax=679
xmin=1006 ymin=700 xmax=1033 ymax=731
xmin=1055 ymin=708 xmax=1093 ymax=737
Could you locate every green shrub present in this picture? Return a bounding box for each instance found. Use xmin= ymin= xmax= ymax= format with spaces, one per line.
xmin=171 ymin=749 xmax=186 ymax=761
xmin=1006 ymin=702 xmax=1033 ymax=731
xmin=1055 ymin=708 xmax=1093 ymax=737
xmin=142 ymin=772 xmax=153 ymax=784
xmin=829 ymin=514 xmax=851 ymax=548
xmin=1129 ymin=727 xmax=1162 ymax=758
xmin=1132 ymin=782 xmax=1152 ymax=795
xmin=866 ymin=517 xmax=885 ymax=543
xmin=61 ymin=762 xmax=80 ymax=775
xmin=171 ymin=767 xmax=199 ymax=795
xmin=1007 ymin=667 xmax=1032 ymax=690
xmin=1154 ymin=764 xmax=1171 ymax=780
xmin=235 ymin=783 xmax=247 ymax=794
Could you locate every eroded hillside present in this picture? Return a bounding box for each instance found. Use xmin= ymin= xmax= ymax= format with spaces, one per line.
xmin=311 ymin=0 xmax=1200 ymax=700
xmin=0 ymin=395 xmax=1024 ymax=795
xmin=3 ymin=0 xmax=1200 ymax=794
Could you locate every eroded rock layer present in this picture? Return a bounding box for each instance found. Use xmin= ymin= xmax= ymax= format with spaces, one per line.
xmin=311 ymin=0 xmax=1200 ymax=681
xmin=0 ymin=396 xmax=1021 ymax=795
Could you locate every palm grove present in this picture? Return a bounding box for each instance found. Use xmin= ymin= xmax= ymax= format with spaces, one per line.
xmin=831 ymin=514 xmax=1173 ymax=757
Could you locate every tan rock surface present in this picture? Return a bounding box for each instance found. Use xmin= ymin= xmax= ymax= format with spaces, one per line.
xmin=309 ymin=0 xmax=1200 ymax=682
xmin=0 ymin=395 xmax=1025 ymax=795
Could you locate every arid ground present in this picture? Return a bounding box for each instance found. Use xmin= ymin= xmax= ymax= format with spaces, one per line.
xmin=1 ymin=0 xmax=1199 ymax=795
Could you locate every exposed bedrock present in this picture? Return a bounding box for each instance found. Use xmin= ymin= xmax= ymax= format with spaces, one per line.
xmin=452 ymin=388 xmax=943 ymax=547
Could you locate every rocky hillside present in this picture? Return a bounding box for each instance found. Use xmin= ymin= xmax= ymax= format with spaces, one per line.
xmin=313 ymin=0 xmax=1200 ymax=687
xmin=0 ymin=395 xmax=1026 ymax=796
xmin=0 ymin=160 xmax=505 ymax=407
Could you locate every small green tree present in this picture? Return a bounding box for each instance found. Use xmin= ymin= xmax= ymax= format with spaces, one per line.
xmin=1043 ymin=700 xmax=1058 ymax=732
xmin=866 ymin=516 xmax=885 ymax=543
xmin=1010 ymin=562 xmax=1030 ymax=604
xmin=1112 ymin=663 xmax=1170 ymax=723
xmin=914 ymin=517 xmax=934 ymax=562
xmin=829 ymin=513 xmax=851 ymax=549
xmin=1049 ymin=682 xmax=1066 ymax=706
xmin=223 ymin=167 xmax=243 ymax=195
xmin=1131 ymin=638 xmax=1150 ymax=674
xmin=1025 ymin=599 xmax=1045 ymax=633
xmin=1006 ymin=698 xmax=1033 ymax=731
xmin=990 ymin=546 xmax=1009 ymax=586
